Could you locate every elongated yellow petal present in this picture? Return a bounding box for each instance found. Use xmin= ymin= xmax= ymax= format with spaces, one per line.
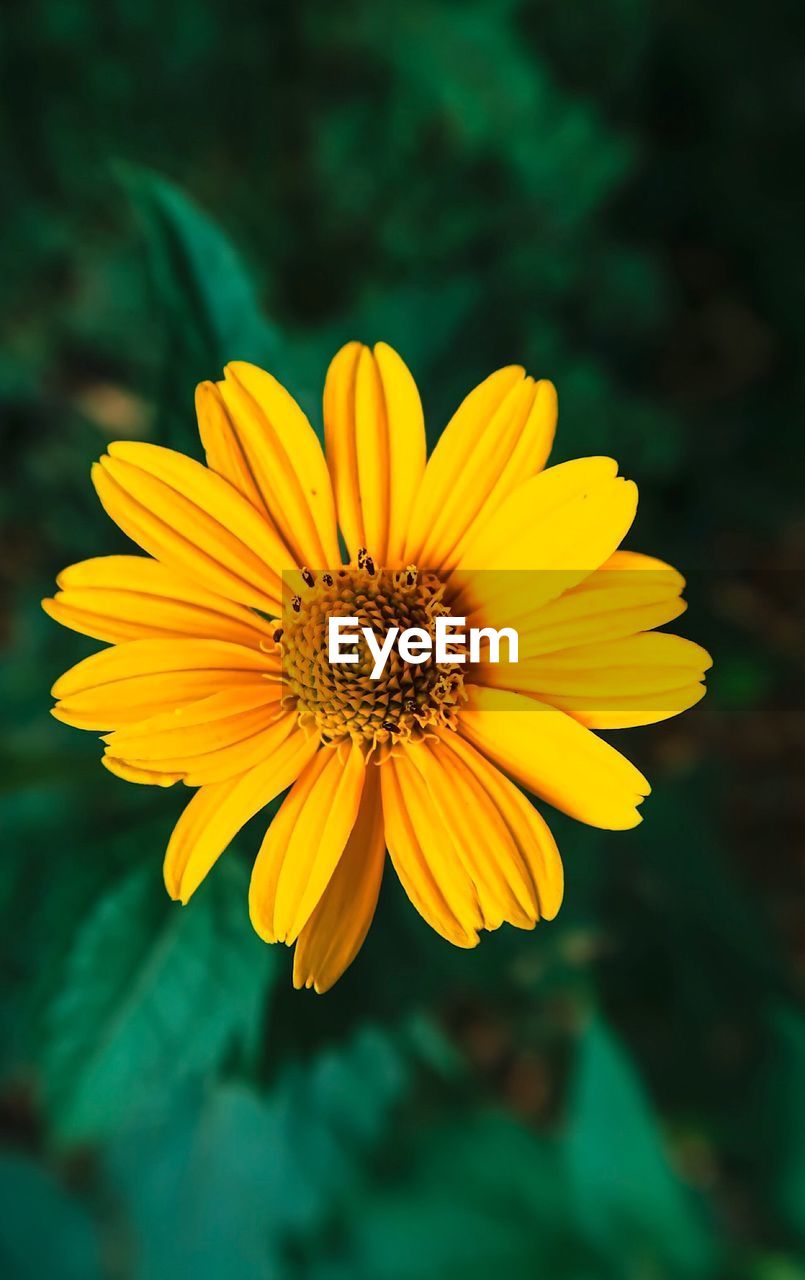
xmin=480 ymin=632 xmax=711 ymax=729
xmin=379 ymin=751 xmax=483 ymax=947
xmin=195 ymin=380 xmax=266 ymax=513
xmin=323 ymin=342 xmax=425 ymax=566
xmin=103 ymin=685 xmax=282 ymax=759
xmin=103 ymin=685 xmax=288 ymax=786
xmin=539 ymin=683 xmax=707 ymax=730
xmin=438 ymin=731 xmax=563 ymax=919
xmin=249 ymin=743 xmax=366 ymax=945
xmin=454 ymin=458 xmax=638 ymax=624
xmin=293 ymin=764 xmax=385 ymax=993
xmin=512 ymin=551 xmax=687 ymax=655
xmin=102 ymin=756 xmax=183 ymax=787
xmin=323 ymin=343 xmax=364 ymax=555
xmin=52 ymin=670 xmax=261 ymax=731
xmin=52 ymin=638 xmax=276 ymax=700
xmin=110 ymin=711 xmax=301 ymax=789
xmin=458 ymin=684 xmax=650 ymax=830
xmin=208 ymin=362 xmax=340 ymax=568
xmin=42 ymin=555 xmax=276 ymax=646
xmin=405 ymin=367 xmax=557 ymax=571
xmin=174 ymin=721 xmax=307 ymax=787
xmin=164 ymin=727 xmax=318 ymax=904
xmin=92 ymin=443 xmax=288 ymax=613
xmin=51 ymin=639 xmax=277 ymax=732
xmin=513 ymin=632 xmax=710 ymax=695
xmin=457 ymin=455 xmax=629 ymax=568
xmin=402 ymin=738 xmax=539 ymax=931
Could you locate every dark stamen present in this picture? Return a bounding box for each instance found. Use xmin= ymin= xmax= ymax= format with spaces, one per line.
xmin=273 ymin=628 xmax=284 ymax=643
xmin=322 ymin=572 xmax=333 ymax=586
xmin=301 ymin=567 xmax=315 ymax=588
xmin=291 ymin=595 xmax=301 ymax=613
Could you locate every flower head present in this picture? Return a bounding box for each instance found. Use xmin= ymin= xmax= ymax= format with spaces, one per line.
xmin=44 ymin=344 xmax=710 ymax=992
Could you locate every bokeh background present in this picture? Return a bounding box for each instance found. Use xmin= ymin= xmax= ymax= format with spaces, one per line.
xmin=2 ymin=1 xmax=804 ymax=1276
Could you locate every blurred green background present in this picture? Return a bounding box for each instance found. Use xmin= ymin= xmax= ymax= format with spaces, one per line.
xmin=2 ymin=1 xmax=804 ymax=1276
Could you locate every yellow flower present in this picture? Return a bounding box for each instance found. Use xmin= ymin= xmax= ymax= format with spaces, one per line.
xmin=44 ymin=345 xmax=711 ymax=992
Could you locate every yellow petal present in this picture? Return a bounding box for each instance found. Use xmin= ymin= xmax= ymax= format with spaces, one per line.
xmin=102 ymin=756 xmax=183 ymax=787
xmin=379 ymin=750 xmax=483 ymax=947
xmin=438 ymin=731 xmax=563 ymax=920
xmin=93 ymin=442 xmax=288 ymax=613
xmin=103 ymin=685 xmax=288 ymax=785
xmin=401 ymin=738 xmax=539 ymax=931
xmin=481 ymin=632 xmax=711 ymax=729
xmin=113 ymin=712 xmax=300 ymax=789
xmin=540 ymin=683 xmax=707 ymax=730
xmin=52 ymin=638 xmax=277 ymax=732
xmin=174 ymin=720 xmax=307 ymax=787
xmin=211 ymin=362 xmax=341 ymax=568
xmin=52 ymin=638 xmax=276 ymax=700
xmin=52 ymin=669 xmax=261 ymax=731
xmin=195 ymin=380 xmax=266 ymax=513
xmin=293 ymin=764 xmax=385 ymax=993
xmin=454 ymin=457 xmax=638 ymax=625
xmin=458 ymin=684 xmax=650 ymax=831
xmin=513 ymin=551 xmax=687 ymax=655
xmin=103 ymin=684 xmax=282 ymax=756
xmin=43 ymin=555 xmax=276 ymax=646
xmin=164 ymin=726 xmax=318 ymax=903
xmin=249 ymin=742 xmax=366 ymax=945
xmin=405 ymin=367 xmax=557 ymax=571
xmin=323 ymin=342 xmax=425 ymax=566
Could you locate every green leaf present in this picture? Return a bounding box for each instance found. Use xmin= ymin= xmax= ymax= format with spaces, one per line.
xmin=336 ymin=1112 xmax=574 ymax=1280
xmin=0 ymin=1154 xmax=101 ymax=1280
xmin=119 ymin=165 xmax=282 ymax=448
xmin=105 ymin=1026 xmax=412 ymax=1278
xmin=564 ymin=1017 xmax=717 ymax=1277
xmin=122 ymin=164 xmax=279 ymax=368
xmin=108 ymin=1085 xmax=282 ymax=1280
xmin=42 ymin=858 xmax=275 ymax=1144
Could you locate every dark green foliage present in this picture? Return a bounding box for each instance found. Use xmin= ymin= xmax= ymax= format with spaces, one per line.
xmin=104 ymin=1026 xmax=411 ymax=1278
xmin=43 ymin=859 xmax=276 ymax=1144
xmin=1 ymin=0 xmax=803 ymax=1276
xmin=564 ymin=1018 xmax=715 ymax=1276
xmin=0 ymin=1155 xmax=101 ymax=1280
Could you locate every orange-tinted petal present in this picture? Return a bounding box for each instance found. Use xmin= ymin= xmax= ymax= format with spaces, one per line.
xmin=249 ymin=742 xmax=366 ymax=945
xmin=293 ymin=763 xmax=385 ymax=993
xmin=102 ymin=756 xmax=184 ymax=787
xmin=400 ymin=738 xmax=538 ymax=931
xmin=103 ymin=686 xmax=292 ymax=786
xmin=379 ymin=749 xmax=483 ymax=947
xmin=164 ymin=727 xmax=319 ymax=903
xmin=437 ymin=731 xmax=564 ymax=920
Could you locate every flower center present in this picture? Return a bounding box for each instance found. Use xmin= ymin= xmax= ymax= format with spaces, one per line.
xmin=278 ymin=557 xmax=466 ymax=748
